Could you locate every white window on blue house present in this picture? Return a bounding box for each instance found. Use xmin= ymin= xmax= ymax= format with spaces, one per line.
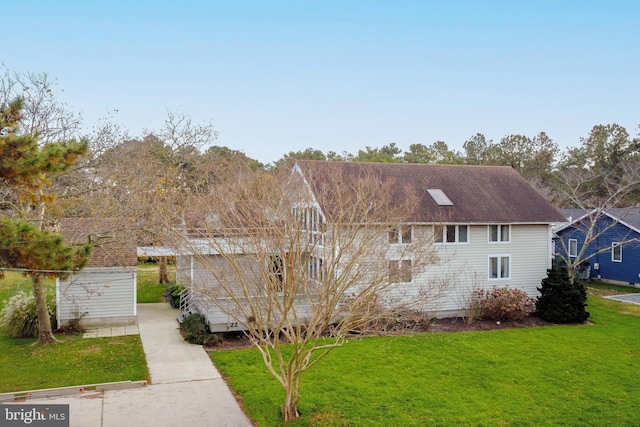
xmin=568 ymin=239 xmax=578 ymax=258
xmin=489 ymin=255 xmax=510 ymax=280
xmin=489 ymin=224 xmax=510 ymax=242
xmin=612 ymin=242 xmax=622 ymax=262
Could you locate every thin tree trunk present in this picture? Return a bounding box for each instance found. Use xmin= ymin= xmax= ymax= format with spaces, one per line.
xmin=159 ymin=256 xmax=169 ymax=284
xmin=33 ymin=275 xmax=60 ymax=344
xmin=282 ymin=375 xmax=300 ymax=422
xmin=33 ymin=194 xmax=59 ymax=344
xmin=567 ymin=262 xmax=577 ymax=282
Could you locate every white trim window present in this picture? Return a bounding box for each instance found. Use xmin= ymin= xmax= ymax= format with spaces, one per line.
xmin=612 ymin=242 xmax=622 ymax=263
xmin=489 ymin=255 xmax=510 ymax=280
xmin=389 ymin=260 xmax=412 ymax=283
xmin=308 ymin=255 xmax=324 ymax=281
xmin=568 ymin=239 xmax=578 ymax=258
xmin=389 ymin=226 xmax=412 ymax=244
xmin=434 ymin=225 xmax=468 ymax=244
xmin=293 ymin=204 xmax=325 ymax=246
xmin=489 ymin=224 xmax=510 ymax=243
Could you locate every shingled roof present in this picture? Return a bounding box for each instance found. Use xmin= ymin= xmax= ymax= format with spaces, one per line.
xmin=56 ymin=218 xmax=137 ymax=268
xmin=294 ymin=161 xmax=565 ymax=224
xmin=559 ymin=208 xmax=640 ymax=233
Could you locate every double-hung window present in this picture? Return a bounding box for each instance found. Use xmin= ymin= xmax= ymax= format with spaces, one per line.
xmin=489 ymin=224 xmax=510 ymax=243
xmin=389 ymin=260 xmax=412 ymax=283
xmin=568 ymin=239 xmax=578 ymax=258
xmin=434 ymin=225 xmax=468 ymax=244
xmin=489 ymin=255 xmax=510 ymax=280
xmin=389 ymin=226 xmax=412 ymax=244
xmin=612 ymin=242 xmax=622 ymax=262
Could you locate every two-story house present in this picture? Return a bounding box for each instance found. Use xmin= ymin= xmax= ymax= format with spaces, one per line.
xmin=176 ymin=161 xmax=565 ymax=331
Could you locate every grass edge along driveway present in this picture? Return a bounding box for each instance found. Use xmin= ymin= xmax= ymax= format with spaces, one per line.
xmin=0 ymin=334 xmax=149 ymax=394
xmin=212 ymin=295 xmax=640 ymax=426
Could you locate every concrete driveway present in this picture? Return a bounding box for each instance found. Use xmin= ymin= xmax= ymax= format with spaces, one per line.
xmin=3 ymin=304 xmax=253 ymax=427
xmin=605 ymin=293 xmax=640 ymax=305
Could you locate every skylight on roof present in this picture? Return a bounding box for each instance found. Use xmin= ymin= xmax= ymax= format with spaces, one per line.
xmin=427 ymin=189 xmax=453 ymax=206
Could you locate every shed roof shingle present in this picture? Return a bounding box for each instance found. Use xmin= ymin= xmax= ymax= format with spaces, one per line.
xmin=56 ymin=218 xmax=137 ymax=268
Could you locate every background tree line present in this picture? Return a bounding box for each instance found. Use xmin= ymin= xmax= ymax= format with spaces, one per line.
xmin=1 ymin=64 xmax=639 ymax=264
xmin=2 ymin=65 xmax=639 ymax=240
xmin=63 ymin=122 xmax=639 ymax=217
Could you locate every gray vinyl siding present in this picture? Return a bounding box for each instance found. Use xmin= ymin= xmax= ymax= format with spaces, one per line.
xmin=56 ymin=267 xmax=136 ymax=327
xmin=182 ymin=254 xmax=275 ymax=331
xmin=185 ymin=254 xmax=265 ymax=298
xmin=178 ymin=254 xmax=262 ymax=291
xmin=176 ymin=254 xmax=193 ymax=286
xmin=382 ymin=224 xmax=552 ymax=315
xmin=180 ymin=223 xmax=552 ymax=321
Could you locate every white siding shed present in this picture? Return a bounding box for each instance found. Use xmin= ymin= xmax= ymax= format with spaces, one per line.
xmin=55 ymin=218 xmax=138 ymax=328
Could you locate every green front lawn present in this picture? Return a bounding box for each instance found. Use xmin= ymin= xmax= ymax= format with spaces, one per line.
xmin=136 ymin=263 xmax=176 ymax=303
xmin=212 ymin=296 xmax=640 ymax=426
xmin=0 ymin=334 xmax=149 ymax=393
xmin=1 ymin=264 xmax=175 ymax=308
xmin=0 ymin=267 xmax=154 ymax=394
xmin=587 ymin=280 xmax=640 ymax=296
xmin=0 ymin=272 xmax=54 ymax=311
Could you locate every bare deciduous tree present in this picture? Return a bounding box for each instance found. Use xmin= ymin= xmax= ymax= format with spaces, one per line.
xmin=552 ymin=162 xmax=640 ymax=279
xmin=0 ymin=64 xmax=82 ymax=144
xmin=168 ymin=165 xmax=446 ymax=421
xmin=155 ymin=109 xmax=218 ymax=152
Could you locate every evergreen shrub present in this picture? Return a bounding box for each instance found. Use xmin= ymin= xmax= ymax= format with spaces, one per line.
xmin=536 ymin=267 xmax=590 ymax=323
xmin=181 ymin=313 xmax=209 ymax=344
xmin=163 ymin=284 xmax=184 ymax=308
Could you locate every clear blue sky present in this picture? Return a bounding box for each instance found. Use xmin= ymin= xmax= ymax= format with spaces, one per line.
xmin=6 ymin=1 xmax=640 ymax=164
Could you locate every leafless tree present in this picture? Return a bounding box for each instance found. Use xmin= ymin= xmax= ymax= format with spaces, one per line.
xmin=60 ymin=110 xmax=228 ymax=282
xmin=154 ymin=109 xmax=218 ymax=152
xmin=0 ymin=64 xmax=82 ymax=144
xmin=552 ymin=162 xmax=640 ymax=279
xmin=167 ymin=165 xmax=446 ymax=421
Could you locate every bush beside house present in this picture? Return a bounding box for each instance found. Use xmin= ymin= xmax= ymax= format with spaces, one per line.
xmin=536 ymin=268 xmax=590 ymax=323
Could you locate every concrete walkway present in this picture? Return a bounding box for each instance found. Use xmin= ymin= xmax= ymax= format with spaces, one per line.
xmin=605 ymin=293 xmax=640 ymax=305
xmin=9 ymin=304 xmax=253 ymax=427
xmin=83 ymin=325 xmax=139 ymax=338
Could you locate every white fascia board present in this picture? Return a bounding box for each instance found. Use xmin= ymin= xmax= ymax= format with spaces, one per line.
xmin=554 ymin=209 xmax=640 ymax=236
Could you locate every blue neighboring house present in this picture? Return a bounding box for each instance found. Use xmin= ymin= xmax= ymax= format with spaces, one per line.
xmin=554 ymin=208 xmax=640 ymax=286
